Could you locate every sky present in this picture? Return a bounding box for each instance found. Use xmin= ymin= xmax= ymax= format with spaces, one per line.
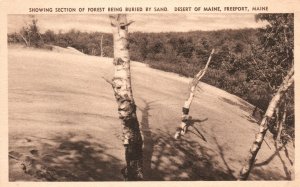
xmin=8 ymin=14 xmax=268 ymax=33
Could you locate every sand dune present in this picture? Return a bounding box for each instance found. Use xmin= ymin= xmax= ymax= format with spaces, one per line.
xmin=51 ymin=45 xmax=86 ymax=55
xmin=8 ymin=46 xmax=294 ymax=181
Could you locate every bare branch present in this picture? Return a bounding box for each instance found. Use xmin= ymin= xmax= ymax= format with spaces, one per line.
xmin=175 ymin=49 xmax=214 ymax=139
xmin=102 ymin=76 xmax=113 ymax=86
xmin=18 ymin=33 xmax=29 ymax=46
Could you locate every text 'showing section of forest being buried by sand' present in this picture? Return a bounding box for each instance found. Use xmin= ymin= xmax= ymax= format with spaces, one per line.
xmin=7 ymin=13 xmax=294 ymax=181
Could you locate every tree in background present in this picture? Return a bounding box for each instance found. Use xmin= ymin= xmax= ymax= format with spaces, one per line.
xmin=100 ymin=34 xmax=104 ymax=57
xmin=19 ymin=16 xmax=44 ymax=48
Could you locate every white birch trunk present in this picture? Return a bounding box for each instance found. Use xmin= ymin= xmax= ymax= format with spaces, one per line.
xmin=239 ymin=66 xmax=294 ymax=180
xmin=100 ymin=34 xmax=104 ymax=57
xmin=174 ymin=49 xmax=214 ymax=139
xmin=109 ymin=14 xmax=143 ymax=181
xmin=19 ymin=33 xmax=29 ymax=46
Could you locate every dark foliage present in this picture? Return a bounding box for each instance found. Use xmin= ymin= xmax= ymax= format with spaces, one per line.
xmin=8 ymin=18 xmax=44 ymax=48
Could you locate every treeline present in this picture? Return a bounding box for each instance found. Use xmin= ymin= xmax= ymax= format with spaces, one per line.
xmin=8 ymin=27 xmax=260 ymax=105
xmin=8 ymin=28 xmax=114 ymax=57
xmin=6 ymin=27 xmax=275 ymax=109
xmin=8 ymin=16 xmax=294 ymax=140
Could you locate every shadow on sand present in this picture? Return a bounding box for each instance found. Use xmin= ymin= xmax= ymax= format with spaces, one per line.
xmin=9 ymin=133 xmax=124 ymax=181
xmin=138 ymin=99 xmax=235 ymax=181
xmin=147 ymin=130 xmax=236 ymax=181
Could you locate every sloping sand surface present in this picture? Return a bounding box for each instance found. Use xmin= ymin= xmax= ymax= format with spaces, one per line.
xmin=8 ymin=47 xmax=294 ymax=181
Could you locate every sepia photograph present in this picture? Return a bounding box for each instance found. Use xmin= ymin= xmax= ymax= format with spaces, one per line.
xmin=6 ymin=13 xmax=295 ymax=182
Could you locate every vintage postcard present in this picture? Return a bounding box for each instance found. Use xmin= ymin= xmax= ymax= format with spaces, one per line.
xmin=0 ymin=0 xmax=299 ymax=186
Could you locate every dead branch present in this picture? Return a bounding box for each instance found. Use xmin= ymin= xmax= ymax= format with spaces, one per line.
xmin=174 ymin=49 xmax=214 ymax=139
xmin=18 ymin=33 xmax=29 ymax=46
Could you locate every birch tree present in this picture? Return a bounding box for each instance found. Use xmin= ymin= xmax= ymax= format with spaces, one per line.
xmin=109 ymin=14 xmax=143 ymax=181
xmin=174 ymin=49 xmax=214 ymax=139
xmin=239 ymin=66 xmax=294 ymax=180
xmin=19 ymin=17 xmax=43 ymax=47
xmin=100 ymin=34 xmax=104 ymax=57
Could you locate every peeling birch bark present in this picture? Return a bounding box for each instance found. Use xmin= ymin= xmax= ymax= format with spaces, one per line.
xmin=109 ymin=14 xmax=143 ymax=181
xmin=174 ymin=49 xmax=214 ymax=139
xmin=239 ymin=66 xmax=294 ymax=180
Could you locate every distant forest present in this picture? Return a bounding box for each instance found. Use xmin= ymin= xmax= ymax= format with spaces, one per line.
xmin=8 ymin=14 xmax=294 ymax=140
